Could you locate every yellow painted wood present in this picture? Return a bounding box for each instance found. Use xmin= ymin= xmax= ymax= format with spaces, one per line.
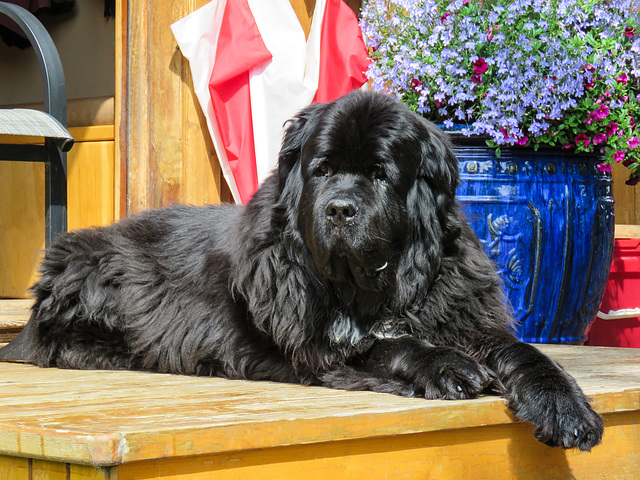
xmin=0 ymin=455 xmax=29 ymax=480
xmin=612 ymin=166 xmax=640 ymax=226
xmin=0 ymin=161 xmax=45 ymax=298
xmin=114 ymin=413 xmax=640 ymax=480
xmin=0 ymin=345 xmax=638 ymax=476
xmin=32 ymin=459 xmax=66 ymax=480
xmin=69 ymin=464 xmax=112 ymax=480
xmin=0 ymin=126 xmax=115 ymax=298
xmin=67 ymin=140 xmax=115 ymax=231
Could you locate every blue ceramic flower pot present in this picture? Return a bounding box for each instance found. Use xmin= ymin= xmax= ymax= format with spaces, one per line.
xmin=452 ymin=142 xmax=615 ymax=343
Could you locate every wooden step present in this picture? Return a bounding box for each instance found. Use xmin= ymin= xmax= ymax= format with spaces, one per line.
xmin=0 ymin=299 xmax=33 ymax=346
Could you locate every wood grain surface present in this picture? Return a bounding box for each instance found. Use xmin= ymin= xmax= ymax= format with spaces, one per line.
xmin=0 ymin=345 xmax=639 ymax=470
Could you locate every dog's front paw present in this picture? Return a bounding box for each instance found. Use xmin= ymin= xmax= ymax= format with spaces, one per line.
xmin=417 ymin=347 xmax=492 ymax=400
xmin=511 ymin=383 xmax=604 ymax=451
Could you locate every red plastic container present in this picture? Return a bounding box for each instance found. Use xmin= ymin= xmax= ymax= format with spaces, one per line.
xmin=586 ymin=238 xmax=640 ymax=348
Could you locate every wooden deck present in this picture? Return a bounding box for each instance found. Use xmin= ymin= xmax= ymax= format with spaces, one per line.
xmin=0 ymin=345 xmax=639 ymax=479
xmin=0 ymin=299 xmax=31 ymax=347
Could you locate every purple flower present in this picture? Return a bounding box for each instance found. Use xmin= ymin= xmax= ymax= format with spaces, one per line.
xmin=628 ymin=136 xmax=640 ymax=149
xmin=597 ymin=163 xmax=612 ymax=173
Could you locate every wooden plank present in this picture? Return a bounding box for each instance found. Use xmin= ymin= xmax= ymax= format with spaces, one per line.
xmin=31 ymin=459 xmax=67 ymax=480
xmin=115 ymin=0 xmax=128 ymax=221
xmin=115 ymin=413 xmax=640 ymax=480
xmin=0 ymin=345 xmax=639 ymax=467
xmin=612 ymin=166 xmax=640 ymax=225
xmin=0 ymin=299 xmax=33 ymax=342
xmin=0 ymin=455 xmax=29 ymax=480
xmin=122 ymin=0 xmax=226 ymax=214
xmin=67 ymin=140 xmax=116 ymax=231
xmin=0 ymin=161 xmax=45 ymax=298
xmin=615 ymin=224 xmax=640 ymax=238
xmin=69 ymin=464 xmax=112 ymax=480
xmin=0 ymin=300 xmax=34 ymax=311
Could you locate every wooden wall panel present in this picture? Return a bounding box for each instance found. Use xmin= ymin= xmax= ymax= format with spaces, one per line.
xmin=119 ymin=0 xmax=228 ymax=214
xmin=0 ymin=161 xmax=45 ymax=298
xmin=612 ymin=167 xmax=640 ymax=226
xmin=0 ymin=128 xmax=116 ymax=298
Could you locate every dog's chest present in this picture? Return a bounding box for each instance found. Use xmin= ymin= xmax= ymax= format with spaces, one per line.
xmin=328 ymin=313 xmax=410 ymax=349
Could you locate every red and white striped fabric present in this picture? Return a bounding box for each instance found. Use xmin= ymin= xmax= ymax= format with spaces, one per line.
xmin=171 ymin=0 xmax=369 ymax=204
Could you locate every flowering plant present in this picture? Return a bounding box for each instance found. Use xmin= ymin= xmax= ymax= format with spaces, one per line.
xmin=360 ymin=0 xmax=640 ymax=184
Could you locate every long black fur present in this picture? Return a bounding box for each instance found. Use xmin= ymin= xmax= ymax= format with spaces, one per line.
xmin=0 ymin=91 xmax=603 ymax=450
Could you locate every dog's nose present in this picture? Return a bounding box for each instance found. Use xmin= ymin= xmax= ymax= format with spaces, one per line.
xmin=326 ymin=199 xmax=357 ymax=226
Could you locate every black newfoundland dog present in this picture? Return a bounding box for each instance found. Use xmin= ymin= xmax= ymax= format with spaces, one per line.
xmin=0 ymin=91 xmax=602 ymax=450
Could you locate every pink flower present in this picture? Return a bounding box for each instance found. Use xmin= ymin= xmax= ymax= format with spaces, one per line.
xmin=470 ymin=74 xmax=483 ymax=84
xmin=562 ymin=143 xmax=574 ymax=150
xmin=628 ymin=136 xmax=640 ymax=149
xmin=473 ymin=58 xmax=488 ymax=75
xmin=584 ymin=64 xmax=595 ymax=72
xmin=615 ymin=73 xmax=628 ymax=84
xmin=517 ymin=136 xmax=529 ymax=146
xmin=593 ymin=133 xmax=607 ymax=145
xmin=575 ymin=133 xmax=590 ymax=148
xmin=587 ymin=106 xmax=610 ymax=124
xmin=613 ymin=150 xmax=626 ymax=162
xmin=625 ymin=27 xmax=636 ymax=37
xmin=597 ymin=163 xmax=612 ymax=173
xmin=411 ymin=78 xmax=422 ymax=91
xmin=606 ymin=122 xmax=619 ymax=136
xmin=486 ymin=29 xmax=494 ymax=41
xmin=595 ymin=105 xmax=610 ymax=119
xmin=441 ymin=13 xmax=452 ymax=23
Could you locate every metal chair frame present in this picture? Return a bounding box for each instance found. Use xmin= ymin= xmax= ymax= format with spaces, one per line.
xmin=0 ymin=1 xmax=73 ymax=246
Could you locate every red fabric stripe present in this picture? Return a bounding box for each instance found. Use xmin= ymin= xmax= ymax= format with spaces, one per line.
xmin=313 ymin=0 xmax=370 ymax=104
xmin=208 ymin=0 xmax=271 ymax=204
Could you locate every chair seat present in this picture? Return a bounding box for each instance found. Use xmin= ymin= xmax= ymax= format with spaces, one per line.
xmin=0 ymin=108 xmax=74 ymax=152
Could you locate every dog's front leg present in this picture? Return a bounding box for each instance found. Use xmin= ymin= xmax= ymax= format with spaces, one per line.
xmin=479 ymin=336 xmax=604 ymax=451
xmin=320 ymin=337 xmax=491 ymax=399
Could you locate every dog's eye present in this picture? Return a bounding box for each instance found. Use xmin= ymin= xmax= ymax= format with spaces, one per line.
xmin=373 ymin=166 xmax=387 ymax=181
xmin=316 ymin=163 xmax=332 ymax=177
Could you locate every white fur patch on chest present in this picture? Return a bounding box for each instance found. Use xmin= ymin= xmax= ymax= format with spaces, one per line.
xmin=328 ymin=313 xmax=365 ymax=346
xmin=328 ymin=315 xmax=410 ymax=346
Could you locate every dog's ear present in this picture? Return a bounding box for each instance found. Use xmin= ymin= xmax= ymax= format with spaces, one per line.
xmin=278 ymin=102 xmax=326 ymax=191
xmin=396 ymin=119 xmax=462 ymax=305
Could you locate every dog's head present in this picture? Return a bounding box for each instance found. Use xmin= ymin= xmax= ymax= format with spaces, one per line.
xmin=277 ymin=91 xmax=461 ymax=301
